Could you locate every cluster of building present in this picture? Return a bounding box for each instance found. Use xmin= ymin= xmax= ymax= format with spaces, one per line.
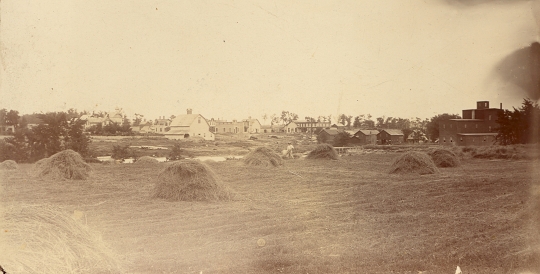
xmin=5 ymin=100 xmax=503 ymax=146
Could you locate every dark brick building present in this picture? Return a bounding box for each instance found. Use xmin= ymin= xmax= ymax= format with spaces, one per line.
xmin=439 ymin=101 xmax=503 ymax=146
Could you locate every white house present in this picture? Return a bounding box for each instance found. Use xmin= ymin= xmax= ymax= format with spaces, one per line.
xmin=164 ymin=109 xmax=215 ymax=141
xmin=243 ymin=118 xmax=262 ymax=134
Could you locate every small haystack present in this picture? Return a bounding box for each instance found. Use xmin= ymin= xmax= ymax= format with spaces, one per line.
xmin=153 ymin=160 xmax=233 ymax=201
xmin=34 ymin=150 xmax=92 ymax=180
xmin=0 ymin=204 xmax=122 ymax=273
xmin=243 ymin=147 xmax=283 ymax=167
xmin=134 ymin=156 xmax=159 ymax=165
xmin=429 ymin=148 xmax=460 ymax=167
xmin=0 ymin=160 xmax=18 ymax=170
xmin=389 ymin=151 xmax=438 ymax=175
xmin=306 ymin=144 xmax=339 ymax=160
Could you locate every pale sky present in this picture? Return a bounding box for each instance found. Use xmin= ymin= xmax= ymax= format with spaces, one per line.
xmin=1 ymin=0 xmax=539 ymax=123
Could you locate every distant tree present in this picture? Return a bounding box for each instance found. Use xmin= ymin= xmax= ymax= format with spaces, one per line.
xmin=353 ymin=116 xmax=362 ymax=128
xmin=0 ymin=109 xmax=7 ymax=126
xmin=270 ymin=114 xmax=279 ymax=125
xmin=496 ymin=98 xmax=540 ymax=145
xmin=111 ymin=144 xmax=133 ymax=160
xmin=338 ymin=114 xmax=353 ymax=127
xmin=402 ymin=128 xmax=413 ymax=142
xmin=376 ymin=116 xmax=385 ymax=128
xmin=333 ymin=131 xmax=351 ymax=147
xmin=279 ymin=110 xmax=298 ymax=125
xmin=262 ymin=114 xmax=268 ymax=124
xmin=64 ymin=118 xmax=91 ymax=156
xmin=121 ymin=116 xmax=132 ymax=135
xmin=167 ymin=143 xmax=193 ymax=160
xmin=426 ymin=113 xmax=461 ymax=141
xmin=170 ymin=115 xmax=176 ymax=120
xmin=133 ymin=113 xmax=144 ymax=126
xmin=5 ymin=110 xmax=20 ymax=127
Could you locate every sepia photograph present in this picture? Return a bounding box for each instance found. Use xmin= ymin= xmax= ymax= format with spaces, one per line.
xmin=1 ymin=0 xmax=539 ymax=273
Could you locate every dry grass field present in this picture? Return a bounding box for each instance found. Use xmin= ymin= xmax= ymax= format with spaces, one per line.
xmin=1 ymin=152 xmax=539 ymax=273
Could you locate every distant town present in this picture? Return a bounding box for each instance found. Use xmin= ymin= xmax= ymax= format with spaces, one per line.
xmin=1 ymin=99 xmax=539 ymax=149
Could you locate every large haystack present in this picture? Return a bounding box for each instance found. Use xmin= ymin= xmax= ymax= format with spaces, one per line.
xmin=306 ymin=144 xmax=339 ymax=160
xmin=389 ymin=151 xmax=438 ymax=175
xmin=429 ymin=148 xmax=460 ymax=167
xmin=153 ymin=160 xmax=233 ymax=201
xmin=35 ymin=149 xmax=92 ymax=180
xmin=243 ymin=147 xmax=283 ymax=167
xmin=0 ymin=204 xmax=122 ymax=273
xmin=0 ymin=160 xmax=18 ymax=170
xmin=134 ymin=156 xmax=159 ymax=165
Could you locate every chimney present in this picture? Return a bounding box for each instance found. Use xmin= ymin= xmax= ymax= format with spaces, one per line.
xmin=500 ymin=103 xmax=502 ymax=109
xmin=187 ymin=109 xmax=192 ymax=115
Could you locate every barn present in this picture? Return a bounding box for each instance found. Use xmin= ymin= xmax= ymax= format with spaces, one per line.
xmin=164 ymin=109 xmax=215 ymax=141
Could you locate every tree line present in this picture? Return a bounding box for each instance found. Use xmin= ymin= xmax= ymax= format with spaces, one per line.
xmin=0 ymin=110 xmax=91 ymax=163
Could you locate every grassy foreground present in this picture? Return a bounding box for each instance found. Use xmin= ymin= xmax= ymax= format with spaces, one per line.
xmin=1 ymin=153 xmax=539 ymax=273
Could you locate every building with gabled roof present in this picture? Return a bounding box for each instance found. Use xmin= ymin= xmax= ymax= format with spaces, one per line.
xmin=164 ymin=109 xmax=214 ymax=140
xmin=317 ymin=128 xmax=341 ymax=144
xmin=351 ymin=129 xmax=379 ymax=145
xmin=377 ymin=129 xmax=404 ymax=145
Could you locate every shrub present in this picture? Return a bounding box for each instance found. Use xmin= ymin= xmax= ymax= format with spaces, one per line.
xmin=429 ymin=148 xmax=460 ymax=167
xmin=111 ymin=144 xmax=134 ymax=160
xmin=243 ymin=147 xmax=283 ymax=167
xmin=153 ymin=160 xmax=233 ymax=201
xmin=306 ymin=144 xmax=339 ymax=160
xmin=167 ymin=143 xmax=193 ymax=161
xmin=34 ymin=149 xmax=92 ymax=180
xmin=389 ymin=151 xmax=438 ymax=175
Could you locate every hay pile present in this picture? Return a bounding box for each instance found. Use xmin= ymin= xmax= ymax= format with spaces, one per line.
xmin=243 ymin=147 xmax=283 ymax=167
xmin=0 ymin=160 xmax=18 ymax=170
xmin=389 ymin=151 xmax=439 ymax=175
xmin=0 ymin=204 xmax=121 ymax=273
xmin=134 ymin=156 xmax=159 ymax=165
xmin=429 ymin=148 xmax=460 ymax=167
xmin=153 ymin=160 xmax=233 ymax=201
xmin=306 ymin=144 xmax=339 ymax=160
xmin=34 ymin=150 xmax=92 ymax=180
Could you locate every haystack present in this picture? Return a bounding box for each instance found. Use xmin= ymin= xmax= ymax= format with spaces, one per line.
xmin=0 ymin=159 xmax=18 ymax=170
xmin=306 ymin=144 xmax=339 ymax=160
xmin=0 ymin=204 xmax=121 ymax=273
xmin=243 ymin=147 xmax=283 ymax=167
xmin=389 ymin=151 xmax=438 ymax=175
xmin=153 ymin=160 xmax=233 ymax=201
xmin=34 ymin=149 xmax=92 ymax=180
xmin=135 ymin=156 xmax=159 ymax=165
xmin=429 ymin=148 xmax=460 ymax=167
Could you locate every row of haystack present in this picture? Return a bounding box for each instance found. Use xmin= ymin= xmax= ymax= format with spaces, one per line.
xmin=389 ymin=148 xmax=460 ymax=175
xmin=23 ymin=146 xmax=460 ymax=205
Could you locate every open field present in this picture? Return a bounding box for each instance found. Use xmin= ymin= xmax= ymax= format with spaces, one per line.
xmin=88 ymin=133 xmax=312 ymax=158
xmin=1 ymin=153 xmax=539 ymax=273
